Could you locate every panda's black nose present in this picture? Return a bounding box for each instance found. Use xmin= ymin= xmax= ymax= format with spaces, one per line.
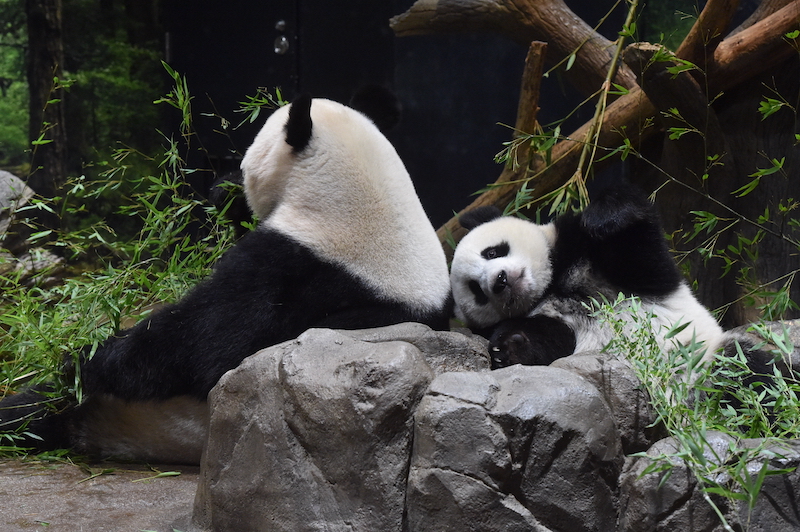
xmin=493 ymin=271 xmax=508 ymax=294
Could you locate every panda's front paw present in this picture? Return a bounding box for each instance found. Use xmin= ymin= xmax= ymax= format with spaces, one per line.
xmin=488 ymin=316 xmax=576 ymax=369
xmin=488 ymin=319 xmax=540 ymax=369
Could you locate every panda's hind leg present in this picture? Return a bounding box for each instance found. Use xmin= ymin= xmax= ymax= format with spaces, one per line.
xmin=0 ymin=384 xmax=74 ymax=452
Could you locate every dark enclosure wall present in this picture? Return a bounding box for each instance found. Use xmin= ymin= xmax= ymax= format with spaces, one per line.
xmin=163 ymin=0 xmax=624 ymax=227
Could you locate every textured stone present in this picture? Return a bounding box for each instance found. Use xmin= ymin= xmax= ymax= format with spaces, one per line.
xmin=193 ymin=327 xmax=436 ymax=531
xmin=552 ymin=350 xmax=661 ymax=454
xmin=619 ymin=432 xmax=800 ymax=532
xmin=407 ymin=365 xmax=622 ymax=532
xmin=342 ymin=321 xmax=490 ymax=374
xmin=0 ymin=170 xmax=34 ymax=253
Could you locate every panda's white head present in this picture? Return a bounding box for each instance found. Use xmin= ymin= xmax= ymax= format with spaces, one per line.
xmin=451 ymin=208 xmax=556 ymax=328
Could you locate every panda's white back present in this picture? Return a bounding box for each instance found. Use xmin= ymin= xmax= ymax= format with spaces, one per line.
xmin=242 ymin=98 xmax=450 ymax=313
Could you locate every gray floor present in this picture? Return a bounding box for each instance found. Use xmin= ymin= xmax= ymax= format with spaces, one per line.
xmin=0 ymin=459 xmax=199 ymax=532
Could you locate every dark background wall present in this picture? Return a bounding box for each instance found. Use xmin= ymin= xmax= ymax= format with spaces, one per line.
xmin=163 ymin=0 xmax=624 ymax=226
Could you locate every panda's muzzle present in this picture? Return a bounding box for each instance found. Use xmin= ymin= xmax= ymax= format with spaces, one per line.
xmin=493 ymin=271 xmax=508 ymax=294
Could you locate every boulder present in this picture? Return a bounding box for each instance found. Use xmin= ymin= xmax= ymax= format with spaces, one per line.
xmin=406 ymin=366 xmax=622 ymax=532
xmin=0 ymin=170 xmax=34 ymax=254
xmin=619 ymin=432 xmax=800 ymax=532
xmin=193 ymin=324 xmax=488 ymax=531
xmin=552 ymin=350 xmax=662 ymax=454
xmin=190 ymin=320 xmax=800 ymax=532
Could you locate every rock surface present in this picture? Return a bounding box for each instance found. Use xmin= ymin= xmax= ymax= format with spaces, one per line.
xmin=406 ymin=366 xmax=622 ymax=532
xmin=619 ymin=433 xmax=800 ymax=532
xmin=0 ymin=170 xmax=64 ymax=284
xmin=193 ymin=324 xmax=489 ymax=531
xmin=0 ymin=170 xmax=34 ymax=254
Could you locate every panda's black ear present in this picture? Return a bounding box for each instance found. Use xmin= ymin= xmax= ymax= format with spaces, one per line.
xmin=459 ymin=206 xmax=503 ymax=231
xmin=284 ymin=93 xmax=313 ymax=151
xmin=349 ymin=84 xmax=401 ymax=132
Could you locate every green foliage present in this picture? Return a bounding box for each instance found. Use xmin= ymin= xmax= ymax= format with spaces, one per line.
xmin=62 ymin=0 xmax=166 ymax=158
xmin=639 ymin=0 xmax=698 ymax=51
xmin=0 ymin=70 xmax=250 ymax=448
xmin=0 ymin=0 xmax=27 ymax=168
xmin=596 ymin=296 xmax=800 ymax=529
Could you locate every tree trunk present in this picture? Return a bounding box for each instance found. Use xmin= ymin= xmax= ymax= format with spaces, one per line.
xmin=26 ymin=0 xmax=67 ymax=223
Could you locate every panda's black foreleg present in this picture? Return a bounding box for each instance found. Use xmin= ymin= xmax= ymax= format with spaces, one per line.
xmin=580 ymin=187 xmax=682 ymax=298
xmin=488 ymin=315 xmax=576 ymax=369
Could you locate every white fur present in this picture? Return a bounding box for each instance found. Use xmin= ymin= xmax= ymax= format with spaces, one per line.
xmin=241 ymin=99 xmax=450 ymax=312
xmin=451 ymin=217 xmax=555 ymax=328
xmin=533 ymin=282 xmax=724 ymax=360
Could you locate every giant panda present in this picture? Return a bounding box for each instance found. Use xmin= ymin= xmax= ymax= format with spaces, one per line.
xmin=0 ymin=93 xmax=452 ymax=463
xmin=450 ymin=187 xmax=725 ymax=369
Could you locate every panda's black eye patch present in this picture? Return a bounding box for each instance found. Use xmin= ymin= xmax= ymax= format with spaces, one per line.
xmin=481 ymin=242 xmax=509 ymax=260
xmin=468 ymin=280 xmax=489 ymax=306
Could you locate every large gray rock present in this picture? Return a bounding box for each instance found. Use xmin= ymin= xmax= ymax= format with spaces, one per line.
xmin=619 ymin=432 xmax=800 ymax=532
xmin=552 ymin=350 xmax=661 ymax=454
xmin=0 ymin=170 xmax=34 ymax=253
xmin=193 ymin=324 xmax=488 ymax=531
xmin=406 ymin=365 xmax=622 ymax=532
xmin=190 ymin=320 xmax=800 ymax=531
xmin=341 ymin=321 xmax=490 ymax=375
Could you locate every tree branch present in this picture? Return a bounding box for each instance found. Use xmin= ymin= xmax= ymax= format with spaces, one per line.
xmin=423 ymin=0 xmax=800 ymax=246
xmin=390 ymin=0 xmax=638 ymax=97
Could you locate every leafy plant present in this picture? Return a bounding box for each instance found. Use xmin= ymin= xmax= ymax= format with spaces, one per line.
xmin=0 ymin=67 xmax=284 ymax=453
xmin=595 ymin=295 xmax=800 ymax=531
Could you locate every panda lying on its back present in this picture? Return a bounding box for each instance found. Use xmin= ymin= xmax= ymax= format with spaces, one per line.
xmin=0 ymin=93 xmax=452 ymax=463
xmin=450 ymin=187 xmax=724 ymax=368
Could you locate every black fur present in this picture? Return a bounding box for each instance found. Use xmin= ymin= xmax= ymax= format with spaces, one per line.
xmin=478 ymin=187 xmax=682 ymax=368
xmin=284 ymin=93 xmax=313 ymax=151
xmin=0 ymin=384 xmax=73 ymax=449
xmin=488 ymin=316 xmax=576 ymax=368
xmin=459 ymin=205 xmax=502 ymax=231
xmin=80 ymin=228 xmax=450 ymax=402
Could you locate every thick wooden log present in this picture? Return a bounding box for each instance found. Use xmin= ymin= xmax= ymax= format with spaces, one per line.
xmin=515 ymin=41 xmax=547 ymax=135
xmin=390 ymin=0 xmax=638 ymax=97
xmin=675 ymin=0 xmax=739 ymax=68
xmin=729 ymin=0 xmax=796 ymax=36
xmin=709 ymin=1 xmax=800 ymax=94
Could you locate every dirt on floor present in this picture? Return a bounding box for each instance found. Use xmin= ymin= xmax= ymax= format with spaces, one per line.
xmin=0 ymin=459 xmax=199 ymax=532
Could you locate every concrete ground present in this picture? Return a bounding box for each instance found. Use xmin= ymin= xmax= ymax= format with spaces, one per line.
xmin=0 ymin=459 xmax=199 ymax=532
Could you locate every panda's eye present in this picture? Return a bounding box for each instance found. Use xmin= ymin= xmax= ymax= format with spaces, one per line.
xmin=468 ymin=280 xmax=489 ymax=306
xmin=481 ymin=242 xmax=509 ymax=260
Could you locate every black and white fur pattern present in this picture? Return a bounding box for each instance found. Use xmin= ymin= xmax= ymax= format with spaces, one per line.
xmin=450 ymin=188 xmax=724 ymax=368
xmin=0 ymin=94 xmax=452 ymax=463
